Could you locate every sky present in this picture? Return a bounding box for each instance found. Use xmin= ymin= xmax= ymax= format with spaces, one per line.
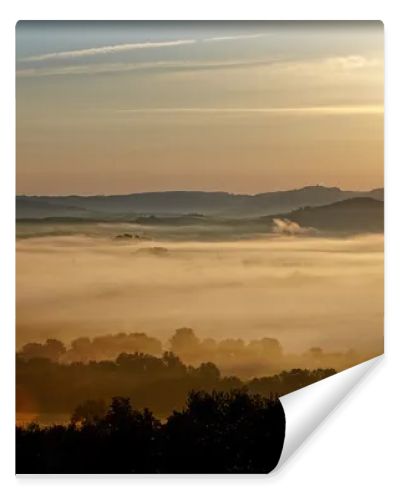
xmin=16 ymin=21 xmax=384 ymax=195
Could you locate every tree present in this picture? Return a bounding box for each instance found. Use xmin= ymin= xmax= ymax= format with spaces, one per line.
xmin=71 ymin=399 xmax=106 ymax=427
xmin=19 ymin=338 xmax=66 ymax=362
xmin=194 ymin=362 xmax=220 ymax=382
xmin=70 ymin=337 xmax=92 ymax=362
xmin=162 ymin=351 xmax=187 ymax=375
xmin=105 ymin=397 xmax=134 ymax=430
xmin=169 ymin=327 xmax=199 ymax=356
xmin=15 ymin=390 xmax=288 ymax=473
xmin=248 ymin=337 xmax=283 ymax=358
xmin=44 ymin=339 xmax=66 ymax=361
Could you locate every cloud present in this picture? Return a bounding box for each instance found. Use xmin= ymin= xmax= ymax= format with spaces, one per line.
xmin=272 ymin=218 xmax=316 ymax=235
xmin=203 ymin=33 xmax=265 ymax=42
xmin=17 ymin=45 xmax=382 ymax=88
xmin=20 ymin=33 xmax=266 ymax=63
xmin=267 ymin=54 xmax=382 ymax=81
xmin=325 ymin=55 xmax=379 ymax=69
xmin=115 ymin=105 xmax=383 ymax=116
xmin=21 ymin=39 xmax=196 ymax=62
xmin=16 ymin=57 xmax=279 ymax=78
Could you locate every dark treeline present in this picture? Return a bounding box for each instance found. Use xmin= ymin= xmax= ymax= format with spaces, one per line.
xmin=16 ymin=390 xmax=285 ymax=473
xmin=17 ymin=351 xmax=335 ymax=418
xmin=18 ymin=328 xmax=363 ymax=377
xmin=18 ymin=334 xmax=163 ymax=363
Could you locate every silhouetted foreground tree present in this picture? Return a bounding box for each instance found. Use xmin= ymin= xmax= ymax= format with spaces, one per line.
xmin=16 ymin=391 xmax=285 ymax=474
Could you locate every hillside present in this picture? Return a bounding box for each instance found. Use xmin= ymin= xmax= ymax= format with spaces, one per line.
xmin=267 ymin=197 xmax=384 ymax=233
xmin=16 ymin=186 xmax=384 ymax=219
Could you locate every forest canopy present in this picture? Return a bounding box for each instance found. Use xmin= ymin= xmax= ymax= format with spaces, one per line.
xmin=17 ymin=328 xmax=368 ymax=378
xmin=16 ymin=349 xmax=335 ymax=419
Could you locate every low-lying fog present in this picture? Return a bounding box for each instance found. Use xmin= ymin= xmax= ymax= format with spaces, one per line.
xmin=16 ymin=223 xmax=383 ymax=360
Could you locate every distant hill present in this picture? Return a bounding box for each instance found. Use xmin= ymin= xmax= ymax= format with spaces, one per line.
xmin=16 ymin=186 xmax=384 ymax=220
xmin=16 ymin=198 xmax=93 ymax=219
xmin=130 ymin=198 xmax=384 ymax=234
xmin=265 ymin=197 xmax=384 ymax=233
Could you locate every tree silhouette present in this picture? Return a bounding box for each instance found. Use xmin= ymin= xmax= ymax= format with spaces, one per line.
xmin=169 ymin=327 xmax=199 ymax=356
xmin=20 ymin=338 xmax=66 ymax=362
xmin=16 ymin=390 xmax=285 ymax=474
xmin=71 ymin=399 xmax=106 ymax=427
xmin=16 ymin=352 xmax=335 ymax=418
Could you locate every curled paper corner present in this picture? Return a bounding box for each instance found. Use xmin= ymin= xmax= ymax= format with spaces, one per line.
xmin=275 ymin=354 xmax=383 ymax=470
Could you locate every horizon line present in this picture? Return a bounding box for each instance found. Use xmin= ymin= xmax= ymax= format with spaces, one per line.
xmin=16 ymin=184 xmax=384 ymax=198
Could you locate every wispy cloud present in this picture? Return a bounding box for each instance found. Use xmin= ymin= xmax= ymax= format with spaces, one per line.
xmin=21 ymin=39 xmax=196 ymax=62
xmin=203 ymin=33 xmax=265 ymax=42
xmin=325 ymin=55 xmax=379 ymax=69
xmin=20 ymin=33 xmax=266 ymax=63
xmin=115 ymin=106 xmax=383 ymax=116
xmin=17 ymin=47 xmax=381 ymax=82
xmin=16 ymin=57 xmax=279 ymax=78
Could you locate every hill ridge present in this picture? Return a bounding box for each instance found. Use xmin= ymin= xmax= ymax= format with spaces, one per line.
xmin=16 ymin=186 xmax=384 ymax=219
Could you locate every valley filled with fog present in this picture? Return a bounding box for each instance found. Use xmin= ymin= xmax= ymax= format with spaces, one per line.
xmin=16 ymin=222 xmax=383 ymax=365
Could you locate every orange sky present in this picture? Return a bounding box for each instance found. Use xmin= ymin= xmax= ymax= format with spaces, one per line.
xmin=16 ymin=21 xmax=384 ymax=194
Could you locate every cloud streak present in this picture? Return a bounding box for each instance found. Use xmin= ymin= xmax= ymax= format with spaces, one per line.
xmin=16 ymin=57 xmax=279 ymax=78
xmin=16 ymin=50 xmax=382 ymax=88
xmin=115 ymin=105 xmax=383 ymax=116
xmin=21 ymin=39 xmax=197 ymax=62
xmin=20 ymin=33 xmax=266 ymax=63
xmin=203 ymin=33 xmax=265 ymax=42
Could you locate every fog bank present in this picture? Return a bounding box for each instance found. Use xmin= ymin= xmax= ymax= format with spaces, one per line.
xmin=16 ymin=232 xmax=383 ymax=356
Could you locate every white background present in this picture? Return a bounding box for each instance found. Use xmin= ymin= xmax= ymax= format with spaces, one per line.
xmin=1 ymin=1 xmax=399 ymax=498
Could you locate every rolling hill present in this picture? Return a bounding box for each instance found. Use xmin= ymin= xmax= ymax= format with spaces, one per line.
xmin=16 ymin=186 xmax=384 ymax=220
xmin=264 ymin=197 xmax=384 ymax=233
